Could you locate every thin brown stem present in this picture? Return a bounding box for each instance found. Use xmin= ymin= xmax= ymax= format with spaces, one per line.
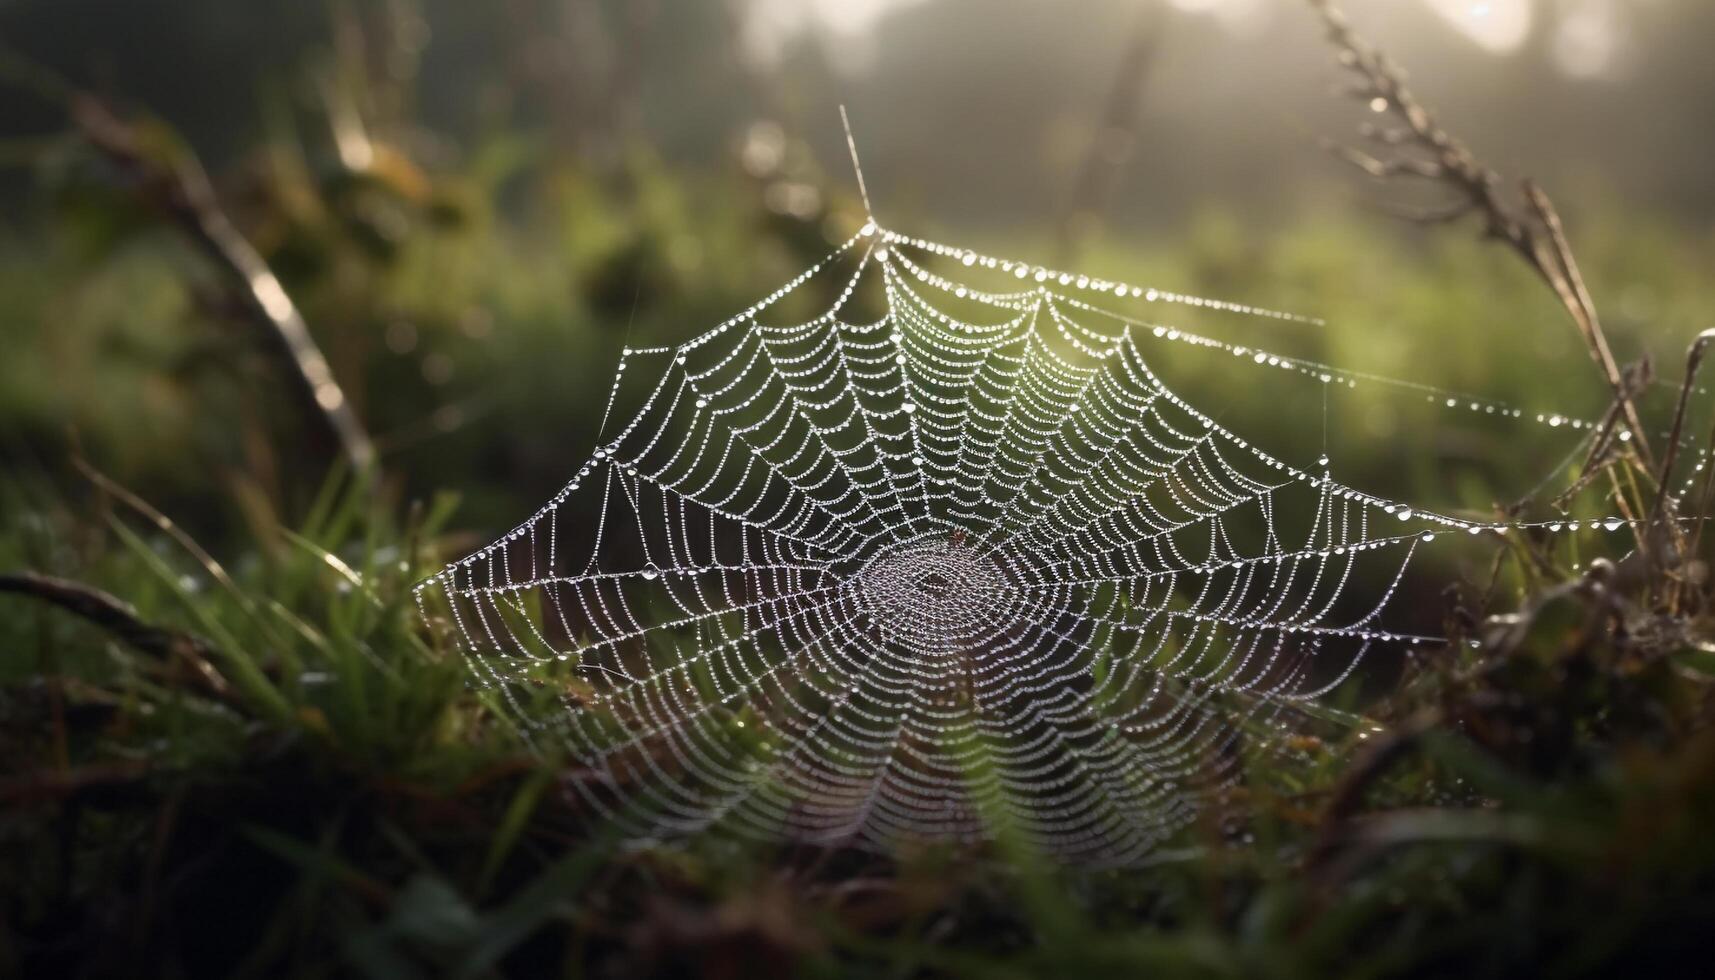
xmin=71 ymin=455 xmax=239 ymax=595
xmin=1522 ymin=181 xmax=1654 ymax=471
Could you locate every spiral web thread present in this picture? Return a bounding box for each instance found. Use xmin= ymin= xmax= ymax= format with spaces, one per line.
xmin=417 ymin=222 xmax=1635 ymax=865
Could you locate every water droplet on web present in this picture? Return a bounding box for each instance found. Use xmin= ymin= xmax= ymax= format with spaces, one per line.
xmin=420 ymin=223 xmax=1542 ymax=864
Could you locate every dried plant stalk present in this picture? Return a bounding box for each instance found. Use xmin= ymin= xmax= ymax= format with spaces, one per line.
xmin=69 ymin=96 xmax=377 ymax=474
xmin=1307 ymin=0 xmax=1653 ymax=473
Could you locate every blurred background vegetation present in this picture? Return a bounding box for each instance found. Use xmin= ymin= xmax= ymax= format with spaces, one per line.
xmin=3 ymin=0 xmax=1713 ymax=534
xmin=3 ymin=0 xmax=1715 ymax=976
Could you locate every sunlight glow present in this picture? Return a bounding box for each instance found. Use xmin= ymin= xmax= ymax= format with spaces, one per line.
xmin=1167 ymin=0 xmax=1266 ymax=30
xmin=1555 ymin=0 xmax=1622 ymax=78
xmin=742 ymin=0 xmax=927 ymax=67
xmin=1423 ymin=0 xmax=1531 ymax=53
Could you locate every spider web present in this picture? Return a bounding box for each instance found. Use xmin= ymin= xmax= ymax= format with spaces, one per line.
xmin=417 ymin=222 xmax=1622 ymax=865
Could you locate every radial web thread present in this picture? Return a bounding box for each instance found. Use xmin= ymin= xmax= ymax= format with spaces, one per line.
xmin=418 ymin=223 xmax=1637 ymax=864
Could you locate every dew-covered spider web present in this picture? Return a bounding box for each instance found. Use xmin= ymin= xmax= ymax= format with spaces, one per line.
xmin=417 ymin=221 xmax=1644 ymax=866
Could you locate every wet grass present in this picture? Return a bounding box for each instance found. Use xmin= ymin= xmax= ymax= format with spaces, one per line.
xmin=4 ymin=454 xmax=1715 ymax=977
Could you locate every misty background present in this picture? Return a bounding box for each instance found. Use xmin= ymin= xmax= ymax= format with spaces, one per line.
xmin=1 ymin=0 xmax=1710 ymax=545
xmin=6 ymin=0 xmax=1711 ymax=230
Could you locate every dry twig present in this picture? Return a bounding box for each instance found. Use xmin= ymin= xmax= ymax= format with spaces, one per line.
xmin=1308 ymin=0 xmax=1653 ymax=472
xmin=0 ymin=571 xmax=232 ymax=701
